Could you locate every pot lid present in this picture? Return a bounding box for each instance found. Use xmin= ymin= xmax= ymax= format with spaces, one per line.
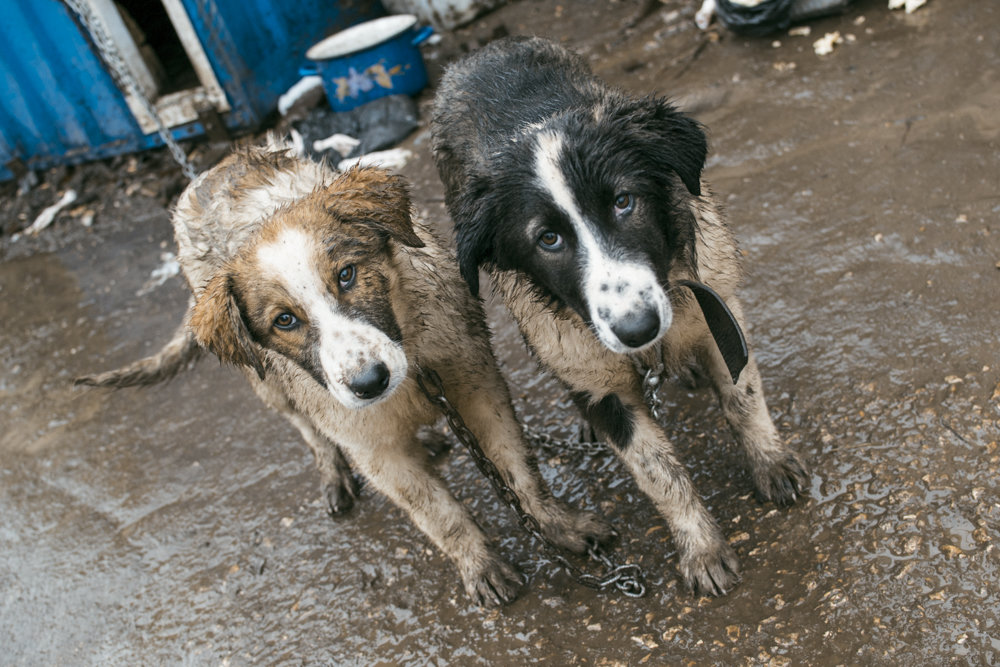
xmin=306 ymin=15 xmax=418 ymax=60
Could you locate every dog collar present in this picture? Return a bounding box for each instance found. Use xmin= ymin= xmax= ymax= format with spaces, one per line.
xmin=675 ymin=280 xmax=748 ymax=384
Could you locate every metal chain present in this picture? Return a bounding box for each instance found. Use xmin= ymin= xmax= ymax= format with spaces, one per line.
xmin=522 ymin=344 xmax=668 ymax=456
xmin=633 ymin=343 xmax=666 ymax=422
xmin=62 ymin=0 xmax=199 ymax=181
xmin=522 ymin=425 xmax=610 ymax=459
xmin=416 ymin=369 xmax=646 ymax=598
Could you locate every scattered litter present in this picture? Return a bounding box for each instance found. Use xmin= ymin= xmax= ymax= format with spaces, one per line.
xmin=889 ymin=0 xmax=927 ymax=13
xmin=278 ymin=75 xmax=325 ymax=119
xmin=789 ymin=25 xmax=812 ymax=36
xmin=813 ymin=30 xmax=843 ymax=55
xmin=74 ymin=207 xmax=96 ymax=228
xmin=773 ymin=61 xmax=797 ymax=71
xmin=696 ymin=0 xmax=717 ymax=29
xmin=289 ymin=128 xmax=306 ymax=157
xmin=338 ymin=148 xmax=413 ymax=172
xmin=26 ymin=189 xmax=78 ymax=235
xmin=137 ymin=252 xmax=180 ymax=295
xmin=294 ymin=94 xmax=419 ymax=162
xmin=313 ymin=133 xmax=361 ymax=158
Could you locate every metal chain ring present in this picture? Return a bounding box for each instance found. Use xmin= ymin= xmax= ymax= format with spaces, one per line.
xmin=62 ymin=0 xmax=199 ymax=181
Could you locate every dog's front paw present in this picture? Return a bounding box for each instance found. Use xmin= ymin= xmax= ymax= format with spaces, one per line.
xmin=679 ymin=542 xmax=741 ymax=597
xmin=462 ymin=556 xmax=524 ymax=607
xmin=753 ymin=451 xmax=809 ymax=508
xmin=323 ymin=473 xmax=361 ymax=517
xmin=541 ymin=507 xmax=616 ymax=554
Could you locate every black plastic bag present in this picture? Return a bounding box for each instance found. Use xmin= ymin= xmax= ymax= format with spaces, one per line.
xmin=294 ymin=95 xmax=419 ymax=160
xmin=715 ymin=0 xmax=795 ymax=36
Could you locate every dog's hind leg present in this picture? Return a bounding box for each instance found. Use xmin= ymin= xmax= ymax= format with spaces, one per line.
xmin=695 ymin=306 xmax=809 ymax=507
xmin=248 ymin=379 xmax=360 ymax=515
xmin=286 ymin=414 xmax=361 ymax=516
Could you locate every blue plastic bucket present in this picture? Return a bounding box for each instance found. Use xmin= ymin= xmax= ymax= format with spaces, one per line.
xmin=302 ymin=15 xmax=434 ymax=112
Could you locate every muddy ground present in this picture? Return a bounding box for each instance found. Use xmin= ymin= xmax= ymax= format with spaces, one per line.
xmin=1 ymin=0 xmax=998 ymax=663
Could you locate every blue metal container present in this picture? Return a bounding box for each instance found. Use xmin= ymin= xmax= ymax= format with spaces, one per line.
xmin=0 ymin=0 xmax=385 ymax=181
xmin=302 ymin=15 xmax=433 ymax=113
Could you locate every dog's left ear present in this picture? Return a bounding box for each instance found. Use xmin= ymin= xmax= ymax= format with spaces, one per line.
xmin=326 ymin=167 xmax=425 ymax=248
xmin=451 ymin=173 xmax=499 ymax=296
xmin=627 ymin=96 xmax=708 ymax=197
xmin=189 ymin=270 xmax=266 ymax=380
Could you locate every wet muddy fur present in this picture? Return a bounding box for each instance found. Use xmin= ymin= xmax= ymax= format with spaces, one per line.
xmin=431 ymin=36 xmax=809 ymax=596
xmin=77 ymin=138 xmax=613 ymax=606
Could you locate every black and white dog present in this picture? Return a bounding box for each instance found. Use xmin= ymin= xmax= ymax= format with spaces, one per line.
xmin=431 ymin=36 xmax=808 ymax=596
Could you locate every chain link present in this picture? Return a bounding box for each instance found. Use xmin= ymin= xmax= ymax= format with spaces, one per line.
xmin=632 ymin=342 xmax=666 ymax=422
xmin=522 ymin=425 xmax=610 ymax=459
xmin=416 ymin=369 xmax=646 ymax=598
xmin=63 ymin=0 xmax=199 ymax=181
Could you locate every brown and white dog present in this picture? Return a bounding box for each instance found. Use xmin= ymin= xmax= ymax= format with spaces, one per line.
xmin=78 ymin=137 xmax=611 ymax=605
xmin=431 ymin=37 xmax=809 ymax=596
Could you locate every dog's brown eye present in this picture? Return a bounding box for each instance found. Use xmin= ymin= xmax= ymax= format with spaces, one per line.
xmin=274 ymin=312 xmax=298 ymax=330
xmin=538 ymin=230 xmax=564 ymax=251
xmin=338 ymin=265 xmax=356 ymax=289
xmin=614 ymin=192 xmax=634 ymax=214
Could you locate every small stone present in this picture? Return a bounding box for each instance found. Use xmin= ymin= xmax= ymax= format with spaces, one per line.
xmin=940 ymin=544 xmax=964 ymax=559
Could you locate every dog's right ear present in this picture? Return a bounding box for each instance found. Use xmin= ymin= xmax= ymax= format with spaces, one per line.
xmin=326 ymin=167 xmax=424 ymax=248
xmin=189 ymin=271 xmax=266 ymax=379
xmin=452 ymin=174 xmax=497 ymax=296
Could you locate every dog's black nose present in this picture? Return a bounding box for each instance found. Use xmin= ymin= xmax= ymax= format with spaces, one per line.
xmin=349 ymin=362 xmax=390 ymax=399
xmin=611 ymin=309 xmax=661 ymax=349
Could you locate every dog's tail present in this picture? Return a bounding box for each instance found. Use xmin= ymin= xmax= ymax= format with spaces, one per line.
xmin=75 ymin=315 xmax=202 ymax=389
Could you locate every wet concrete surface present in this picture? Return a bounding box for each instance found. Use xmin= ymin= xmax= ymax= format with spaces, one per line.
xmin=2 ymin=0 xmax=999 ymax=663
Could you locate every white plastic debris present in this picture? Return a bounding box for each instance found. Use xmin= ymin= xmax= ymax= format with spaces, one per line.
xmin=313 ymin=133 xmax=361 ymax=158
xmin=278 ymin=76 xmax=324 ymax=117
xmin=288 ymin=128 xmax=306 ymax=158
xmin=813 ymin=31 xmax=843 ymax=56
xmin=888 ymin=0 xmax=928 ymax=13
xmin=338 ymin=148 xmax=413 ymax=172
xmin=137 ymin=252 xmax=181 ymax=295
xmin=696 ymin=0 xmax=717 ymax=29
xmin=26 ymin=189 xmax=78 ymax=235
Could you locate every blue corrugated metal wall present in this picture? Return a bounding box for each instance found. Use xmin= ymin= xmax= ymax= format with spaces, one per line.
xmin=0 ymin=0 xmax=383 ymax=181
